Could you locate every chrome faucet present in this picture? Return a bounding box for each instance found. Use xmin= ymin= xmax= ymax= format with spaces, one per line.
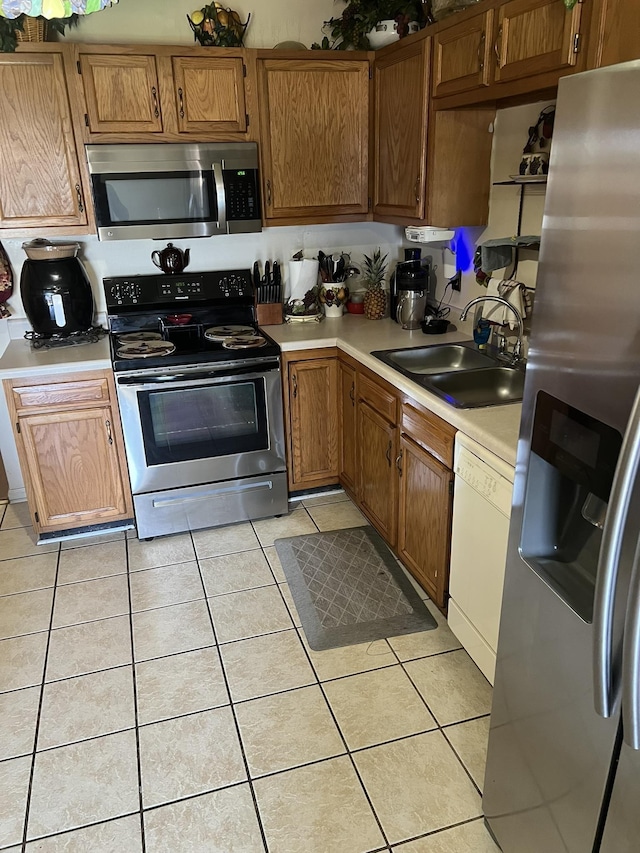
xmin=460 ymin=296 xmax=525 ymax=363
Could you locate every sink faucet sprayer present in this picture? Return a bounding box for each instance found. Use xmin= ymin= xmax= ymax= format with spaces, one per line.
xmin=459 ymin=296 xmax=525 ymax=364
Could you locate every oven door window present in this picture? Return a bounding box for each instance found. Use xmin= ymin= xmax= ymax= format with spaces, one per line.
xmin=138 ymin=379 xmax=268 ymax=466
xmin=91 ymin=170 xmax=217 ymax=226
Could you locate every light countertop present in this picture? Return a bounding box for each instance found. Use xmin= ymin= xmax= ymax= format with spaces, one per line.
xmin=263 ymin=314 xmax=522 ymax=467
xmin=0 ymin=336 xmax=112 ymax=380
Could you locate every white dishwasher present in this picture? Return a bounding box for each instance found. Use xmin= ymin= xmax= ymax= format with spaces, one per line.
xmin=448 ymin=433 xmax=514 ymax=685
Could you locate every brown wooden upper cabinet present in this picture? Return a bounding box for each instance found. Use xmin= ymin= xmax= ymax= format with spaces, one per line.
xmin=0 ymin=50 xmax=88 ymax=232
xmin=374 ymin=39 xmax=430 ymax=220
xmin=432 ymin=9 xmax=494 ymax=97
xmin=493 ymin=0 xmax=583 ymax=83
xmin=79 ymin=52 xmax=164 ymax=133
xmin=171 ymin=56 xmax=247 ymax=133
xmin=78 ymin=48 xmax=248 ymax=137
xmin=587 ymin=0 xmax=640 ymax=69
xmin=257 ymin=56 xmax=370 ymax=224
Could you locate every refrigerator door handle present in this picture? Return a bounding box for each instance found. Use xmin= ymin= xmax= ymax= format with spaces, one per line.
xmin=622 ymin=536 xmax=640 ymax=748
xmin=593 ymin=384 xmax=640 ymax=717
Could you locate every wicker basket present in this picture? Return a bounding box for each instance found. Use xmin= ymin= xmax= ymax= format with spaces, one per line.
xmin=15 ymin=17 xmax=48 ymax=43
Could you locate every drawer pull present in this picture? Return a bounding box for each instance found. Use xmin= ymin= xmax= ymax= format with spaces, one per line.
xmin=105 ymin=419 xmax=113 ymax=446
xmin=477 ymin=31 xmax=486 ymax=71
xmin=75 ymin=184 xmax=84 ymax=214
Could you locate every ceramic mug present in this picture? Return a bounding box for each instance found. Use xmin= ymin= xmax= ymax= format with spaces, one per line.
xmin=519 ymin=152 xmax=549 ymax=177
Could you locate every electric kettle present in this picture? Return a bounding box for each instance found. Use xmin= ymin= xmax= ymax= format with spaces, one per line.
xmin=151 ymin=243 xmax=191 ymax=275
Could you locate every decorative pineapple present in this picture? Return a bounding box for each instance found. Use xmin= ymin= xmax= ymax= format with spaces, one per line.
xmin=362 ymin=248 xmax=388 ymax=320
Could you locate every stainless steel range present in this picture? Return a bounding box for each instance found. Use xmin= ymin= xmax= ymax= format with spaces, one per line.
xmin=104 ymin=269 xmax=287 ymax=539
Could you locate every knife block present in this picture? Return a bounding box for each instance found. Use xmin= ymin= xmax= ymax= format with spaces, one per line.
xmin=255 ymin=300 xmax=283 ymax=326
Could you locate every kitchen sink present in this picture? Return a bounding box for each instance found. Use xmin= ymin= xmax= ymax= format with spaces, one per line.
xmin=383 ymin=344 xmax=495 ymax=374
xmin=372 ymin=340 xmax=525 ymax=408
xmin=427 ymin=366 xmax=526 ymax=408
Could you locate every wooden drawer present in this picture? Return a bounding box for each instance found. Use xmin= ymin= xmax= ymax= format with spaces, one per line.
xmin=400 ymin=398 xmax=455 ymax=469
xmin=358 ymin=372 xmax=397 ymax=424
xmin=8 ymin=373 xmax=111 ymax=413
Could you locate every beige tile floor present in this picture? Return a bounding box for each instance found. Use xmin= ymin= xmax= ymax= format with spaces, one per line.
xmin=0 ymin=492 xmax=499 ymax=853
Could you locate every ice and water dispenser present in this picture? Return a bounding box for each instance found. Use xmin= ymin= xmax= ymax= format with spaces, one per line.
xmin=520 ymin=391 xmax=622 ymax=622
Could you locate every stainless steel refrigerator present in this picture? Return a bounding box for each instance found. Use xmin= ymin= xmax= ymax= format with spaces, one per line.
xmin=483 ymin=59 xmax=640 ymax=853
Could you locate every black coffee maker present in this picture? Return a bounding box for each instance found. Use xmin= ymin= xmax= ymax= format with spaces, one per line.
xmin=20 ymin=240 xmax=94 ymax=338
xmin=390 ymin=248 xmax=431 ymax=322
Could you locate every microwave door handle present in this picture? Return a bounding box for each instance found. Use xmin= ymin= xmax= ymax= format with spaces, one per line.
xmin=213 ymin=162 xmax=227 ymax=233
xmin=594 ymin=384 xmax=640 ymax=718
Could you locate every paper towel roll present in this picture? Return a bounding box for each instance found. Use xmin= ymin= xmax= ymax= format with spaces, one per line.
xmin=287 ymin=259 xmax=319 ymax=302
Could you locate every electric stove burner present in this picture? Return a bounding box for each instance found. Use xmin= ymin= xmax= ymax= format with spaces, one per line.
xmin=222 ymin=336 xmax=267 ymax=350
xmin=116 ymin=340 xmax=176 ymax=359
xmin=204 ymin=325 xmax=256 ymax=342
xmin=117 ymin=332 xmax=162 ymax=343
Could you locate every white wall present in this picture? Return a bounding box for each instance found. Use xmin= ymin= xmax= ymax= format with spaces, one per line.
xmin=62 ymin=0 xmax=336 ymax=49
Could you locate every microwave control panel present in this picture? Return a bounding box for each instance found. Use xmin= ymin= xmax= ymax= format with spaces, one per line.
xmin=224 ymin=169 xmax=259 ymax=221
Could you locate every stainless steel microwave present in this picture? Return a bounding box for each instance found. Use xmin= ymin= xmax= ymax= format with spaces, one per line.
xmin=86 ymin=142 xmax=262 ymax=241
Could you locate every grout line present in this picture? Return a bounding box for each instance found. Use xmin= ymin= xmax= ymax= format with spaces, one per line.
xmin=191 ymin=531 xmax=270 ymax=853
xmin=124 ymin=535 xmax=147 ymax=853
xmin=20 ymin=810 xmax=141 ymax=849
xmin=20 ymin=542 xmax=61 ymax=852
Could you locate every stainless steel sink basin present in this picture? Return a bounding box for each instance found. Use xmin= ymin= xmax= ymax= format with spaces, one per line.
xmin=372 ymin=340 xmax=526 ymax=408
xmin=426 ymin=367 xmax=525 ymax=408
xmin=384 ymin=344 xmax=495 ymax=374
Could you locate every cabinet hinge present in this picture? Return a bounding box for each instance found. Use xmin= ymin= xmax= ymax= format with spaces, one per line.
xmin=573 ymin=32 xmax=581 ymax=54
xmin=449 ymin=479 xmax=454 ymax=496
xmin=15 ymin=421 xmax=20 ymax=434
xmin=243 ymin=63 xmax=247 ymax=77
xmin=76 ymin=60 xmax=81 ymax=75
xmin=84 ymin=114 xmax=90 ymax=127
xmin=34 ymin=511 xmax=39 ymax=524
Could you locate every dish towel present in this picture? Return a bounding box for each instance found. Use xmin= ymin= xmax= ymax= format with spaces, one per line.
xmin=482 ymin=279 xmax=527 ymax=330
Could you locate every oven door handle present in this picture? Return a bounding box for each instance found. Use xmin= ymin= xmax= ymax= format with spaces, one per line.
xmin=213 ymin=161 xmax=227 ymax=233
xmin=116 ymin=364 xmax=280 ymax=389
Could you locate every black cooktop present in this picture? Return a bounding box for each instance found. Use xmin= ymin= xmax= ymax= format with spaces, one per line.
xmin=104 ymin=270 xmax=281 ymax=372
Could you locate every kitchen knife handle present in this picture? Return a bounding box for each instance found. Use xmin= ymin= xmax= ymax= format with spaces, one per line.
xmin=151 ymin=86 xmax=160 ymax=118
xmin=178 ymin=87 xmax=185 ymax=119
xmin=594 ymin=384 xmax=640 ymax=718
xmin=622 ymin=538 xmax=640 ymax=748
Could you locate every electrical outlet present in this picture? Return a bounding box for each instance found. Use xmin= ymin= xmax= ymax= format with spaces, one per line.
xmin=449 ymin=271 xmax=462 ymax=292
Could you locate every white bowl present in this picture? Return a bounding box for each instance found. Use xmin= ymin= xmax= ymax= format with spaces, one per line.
xmin=367 ymin=20 xmax=419 ymax=49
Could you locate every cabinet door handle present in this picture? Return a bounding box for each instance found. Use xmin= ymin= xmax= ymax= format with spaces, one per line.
xmin=266 ymin=180 xmax=272 ymax=207
xmin=349 ymin=382 xmax=355 ymax=405
xmin=178 ymin=87 xmax=185 ymax=119
xmin=477 ymin=31 xmax=486 ymax=71
xmin=75 ymin=184 xmax=84 ymax=214
xmin=396 ymin=450 xmax=403 ymax=475
xmin=386 ymin=440 xmax=392 ymax=467
xmin=414 ymin=177 xmax=420 ymax=204
xmin=494 ymin=25 xmax=503 ymax=68
xmin=151 ymin=86 xmax=160 ymax=118
xmin=105 ymin=419 xmax=113 ymax=446
xmin=292 ymin=374 xmax=298 ymax=398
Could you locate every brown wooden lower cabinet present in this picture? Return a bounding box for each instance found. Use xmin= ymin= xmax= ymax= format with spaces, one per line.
xmin=338 ymin=358 xmax=357 ymax=497
xmin=358 ymin=399 xmax=398 ymax=547
xmin=4 ymin=370 xmax=133 ymax=535
xmin=282 ymin=349 xmax=339 ymax=492
xmin=396 ymin=433 xmax=454 ymax=607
